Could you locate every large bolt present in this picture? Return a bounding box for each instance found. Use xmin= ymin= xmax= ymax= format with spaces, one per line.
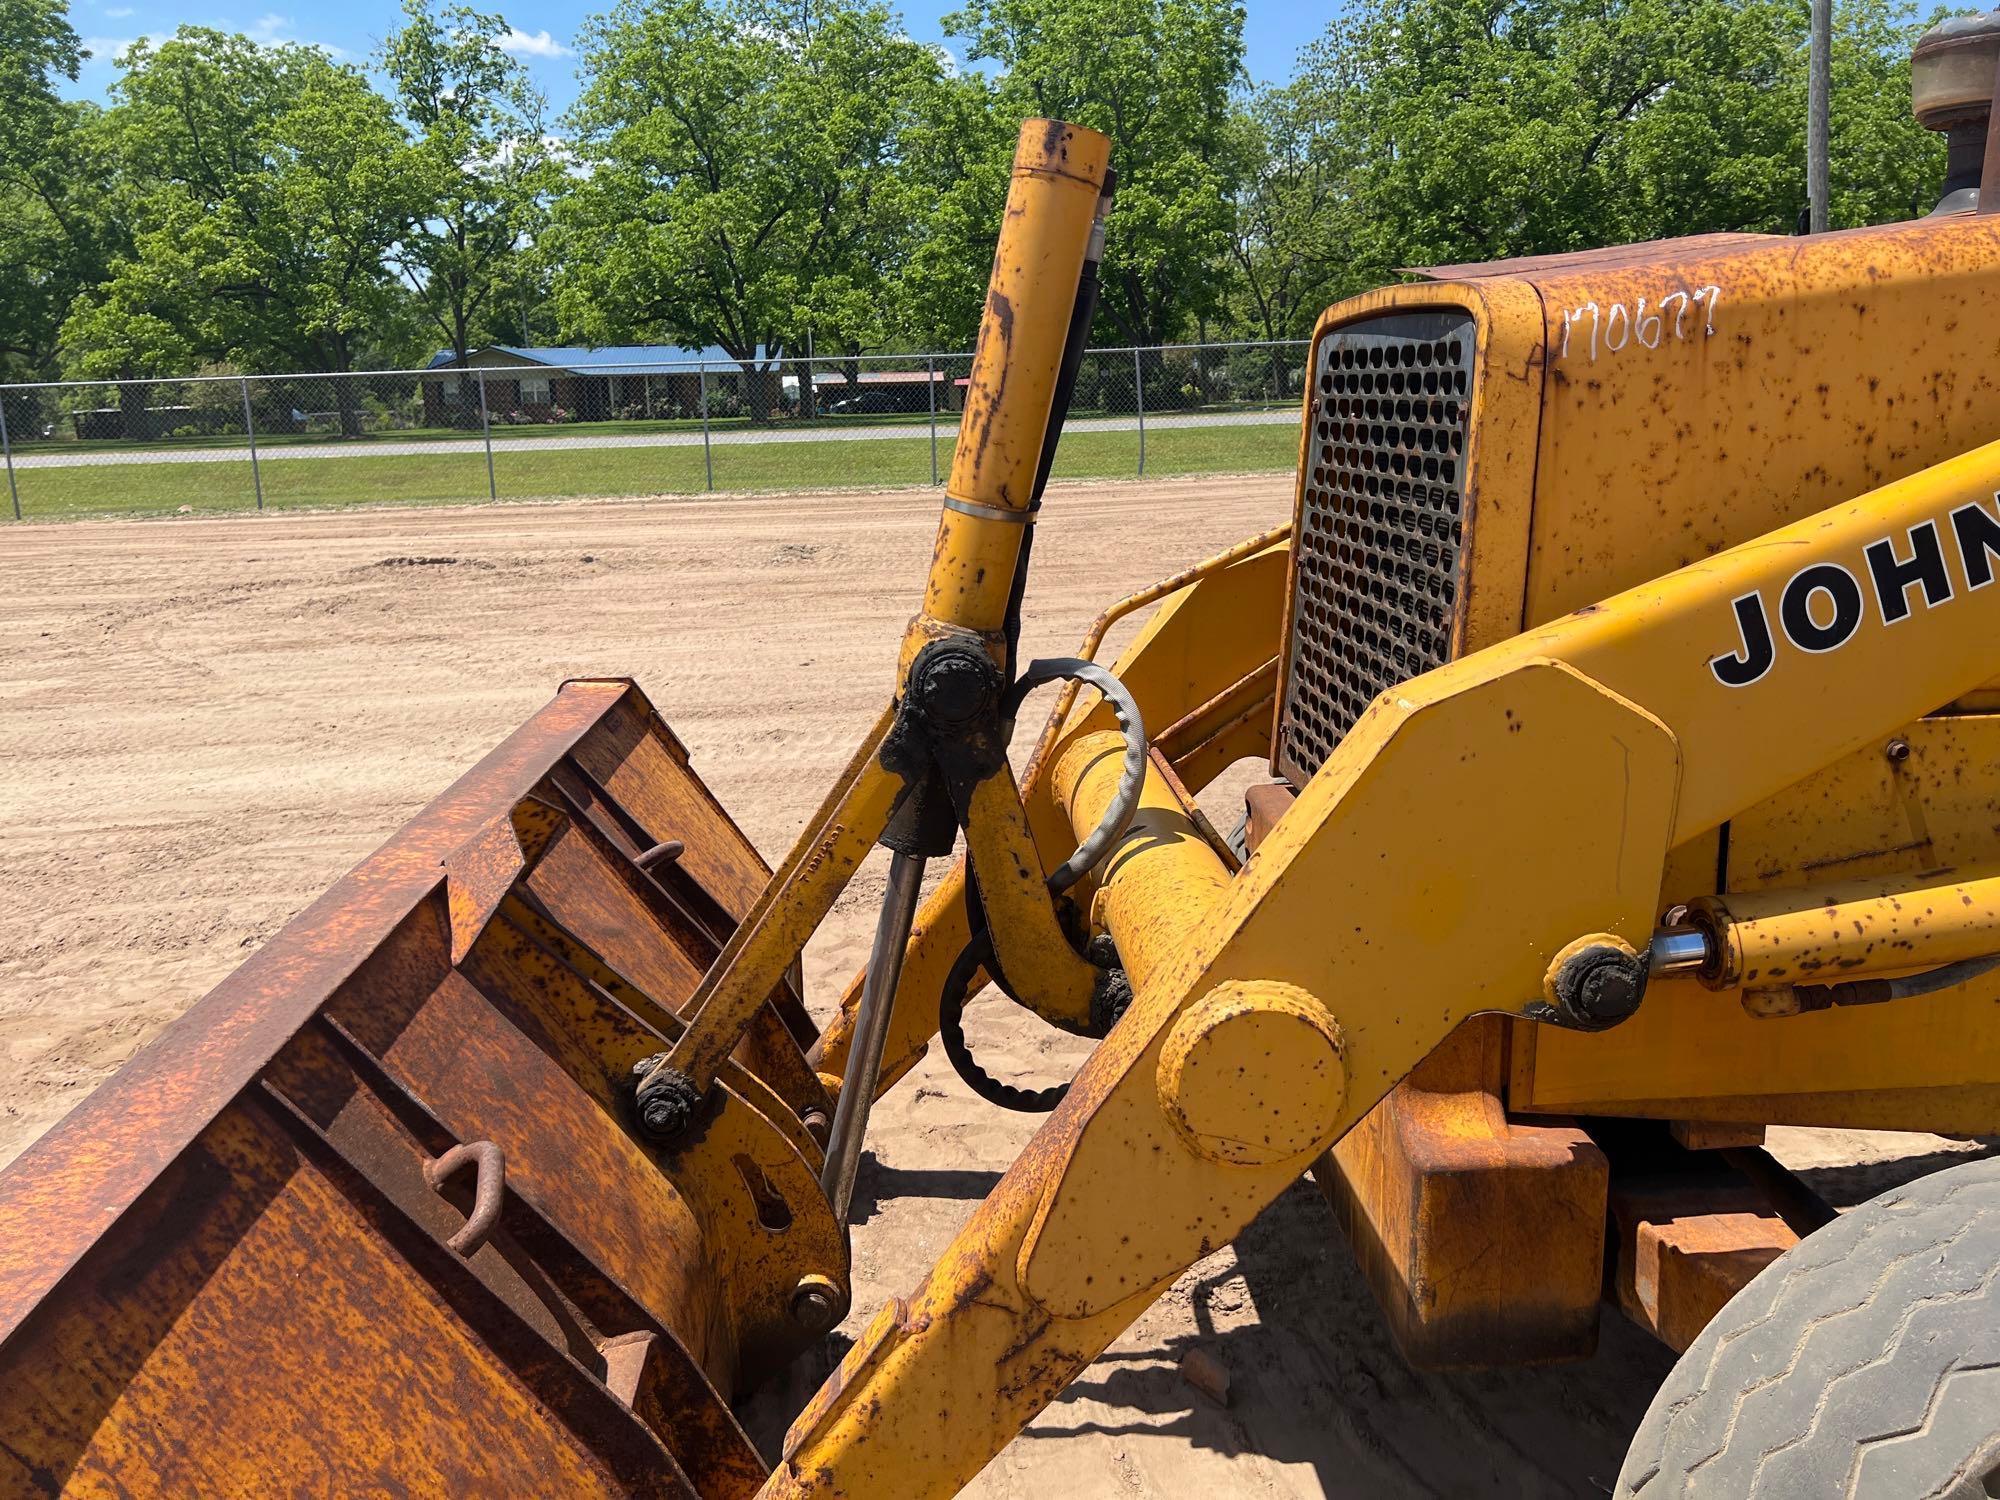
xmin=791 ymin=1273 xmax=845 ymax=1335
xmin=635 ymin=838 xmax=685 ymax=870
xmin=1156 ymin=981 xmax=1346 ymax=1167
xmin=909 ymin=640 xmax=999 ymax=728
xmin=1547 ymin=941 xmax=1649 ymax=1030
xmin=630 ymin=1057 xmax=702 ymax=1141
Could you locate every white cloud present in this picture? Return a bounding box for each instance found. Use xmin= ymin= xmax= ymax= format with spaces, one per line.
xmin=497 ymin=26 xmax=572 ymax=58
xmin=543 ymin=131 xmax=589 ymax=176
xmin=103 ymin=6 xmax=136 ymax=18
xmin=232 ymin=12 xmax=347 ymax=57
xmin=78 ymin=34 xmax=136 ymax=67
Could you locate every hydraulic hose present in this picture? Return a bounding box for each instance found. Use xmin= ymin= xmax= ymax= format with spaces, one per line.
xmin=943 ymin=655 xmax=1147 ymax=1112
xmin=1002 ymin=657 xmax=1146 ymax=894
xmin=1792 ymin=952 xmax=2000 ymax=1009
xmin=938 ymin=937 xmax=1071 ymax=1113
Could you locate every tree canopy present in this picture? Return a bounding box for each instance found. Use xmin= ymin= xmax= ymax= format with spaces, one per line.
xmin=59 ymin=29 xmax=429 ymax=383
xmin=381 ymin=0 xmax=558 ymax=357
xmin=946 ymin=0 xmax=1246 ymax=346
xmin=0 ymin=0 xmax=122 ymax=378
xmin=0 ymin=0 xmax=1962 ymax=384
xmin=1246 ymin=0 xmax=1946 ymax=310
xmin=551 ymin=0 xmax=949 ymax=381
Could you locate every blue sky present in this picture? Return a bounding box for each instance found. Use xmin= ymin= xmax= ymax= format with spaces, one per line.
xmin=60 ymin=0 xmax=1334 ymax=111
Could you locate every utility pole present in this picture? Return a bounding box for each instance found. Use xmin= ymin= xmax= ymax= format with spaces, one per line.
xmin=1808 ymin=0 xmax=1832 ymax=233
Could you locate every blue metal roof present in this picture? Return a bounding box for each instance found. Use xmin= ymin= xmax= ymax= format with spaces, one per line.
xmin=426 ymin=343 xmax=773 ymax=375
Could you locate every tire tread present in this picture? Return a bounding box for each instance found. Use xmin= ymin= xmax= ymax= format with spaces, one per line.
xmin=1618 ymin=1155 xmax=2000 ymax=1499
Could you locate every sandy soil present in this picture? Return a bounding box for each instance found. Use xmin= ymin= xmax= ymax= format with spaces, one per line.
xmin=0 ymin=476 xmax=1988 ymax=1498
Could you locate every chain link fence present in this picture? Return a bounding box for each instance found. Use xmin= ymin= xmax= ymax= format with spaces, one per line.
xmin=0 ymin=341 xmax=1308 ymax=522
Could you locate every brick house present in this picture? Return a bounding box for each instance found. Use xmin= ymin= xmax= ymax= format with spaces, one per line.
xmin=420 ymin=344 xmax=764 ymax=427
xmin=422 ymin=345 xmax=951 ymax=426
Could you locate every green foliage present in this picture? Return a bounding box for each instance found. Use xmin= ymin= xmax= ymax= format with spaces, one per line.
xmin=1225 ymin=80 xmax=1352 ymax=346
xmin=883 ymin=73 xmax=1016 ymax=348
xmin=381 ymin=0 xmax=558 ymax=356
xmin=944 ymin=0 xmax=1247 ymax=345
xmin=1260 ymin=0 xmax=1949 ymax=305
xmin=59 ymin=29 xmax=429 ymax=384
xmin=0 ymin=0 xmax=122 ymax=376
xmin=1823 ymin=0 xmax=1953 ymax=224
xmin=0 ymin=0 xmax=81 ymax=170
xmin=551 ymin=0 xmax=948 ymax=378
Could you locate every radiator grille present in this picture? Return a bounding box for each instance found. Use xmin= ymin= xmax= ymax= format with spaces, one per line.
xmin=1277 ymin=311 xmax=1476 ymax=787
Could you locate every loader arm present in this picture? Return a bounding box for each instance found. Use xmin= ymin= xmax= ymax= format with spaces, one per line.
xmin=762 ymin=436 xmax=2000 ymax=1496
xmin=11 ymin=105 xmax=2000 ymax=1500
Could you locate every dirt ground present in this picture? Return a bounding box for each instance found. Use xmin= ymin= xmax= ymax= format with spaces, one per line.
xmin=2 ymin=475 xmax=1990 ymax=1497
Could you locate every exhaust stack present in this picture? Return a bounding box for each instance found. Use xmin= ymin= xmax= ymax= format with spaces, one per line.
xmin=1913 ymin=9 xmax=2000 ymax=213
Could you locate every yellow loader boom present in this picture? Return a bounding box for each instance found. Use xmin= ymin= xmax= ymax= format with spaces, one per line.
xmin=6 ymin=51 xmax=2000 ymax=1498
xmin=767 ymin=305 xmax=2000 ymax=1497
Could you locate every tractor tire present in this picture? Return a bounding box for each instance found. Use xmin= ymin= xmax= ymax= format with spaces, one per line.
xmin=1225 ymin=807 xmax=1251 ymax=863
xmin=1616 ymin=1151 xmax=2000 ymax=1499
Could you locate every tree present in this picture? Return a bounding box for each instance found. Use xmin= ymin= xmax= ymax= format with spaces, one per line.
xmin=0 ymin=0 xmax=123 ymax=380
xmin=551 ymin=0 xmax=948 ymax=418
xmin=944 ymin=0 xmax=1246 ymax=349
xmin=1282 ymin=0 xmax=1947 ymax=299
xmin=881 ymin=74 xmax=1013 ymax=351
xmin=1224 ymin=82 xmax=1353 ymax=387
xmin=381 ymin=0 xmax=557 ymax=359
xmin=60 ymin=29 xmax=429 ymax=427
xmin=1824 ymin=0 xmax=1955 ymax=223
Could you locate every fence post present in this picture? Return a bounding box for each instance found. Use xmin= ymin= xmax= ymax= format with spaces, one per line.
xmin=476 ymin=369 xmax=497 ymax=502
xmin=698 ymin=364 xmax=714 ymax=491
xmin=926 ymin=356 xmax=939 ymax=486
xmin=1133 ymin=347 xmax=1147 ymax=477
xmin=239 ymin=376 xmax=264 ymax=511
xmin=0 ymin=390 xmax=19 ymax=521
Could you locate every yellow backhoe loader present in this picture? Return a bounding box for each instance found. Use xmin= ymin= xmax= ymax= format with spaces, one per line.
xmin=6 ymin=15 xmax=2000 ymax=1498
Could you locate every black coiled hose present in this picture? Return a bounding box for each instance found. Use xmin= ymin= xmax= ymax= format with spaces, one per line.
xmin=938 ymin=657 xmax=1146 ymax=1112
xmin=937 ymin=934 xmax=1072 ymax=1113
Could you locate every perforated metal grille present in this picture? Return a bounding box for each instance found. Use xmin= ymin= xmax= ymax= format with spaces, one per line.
xmin=1277 ymin=311 xmax=1475 ymax=787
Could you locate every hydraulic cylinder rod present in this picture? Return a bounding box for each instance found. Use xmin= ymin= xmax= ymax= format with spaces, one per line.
xmin=639 ymin=123 xmax=1109 ymax=1118
xmin=820 ymin=851 xmax=928 ymax=1224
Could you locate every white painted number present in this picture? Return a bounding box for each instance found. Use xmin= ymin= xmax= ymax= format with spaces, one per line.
xmin=1559 ymin=284 xmax=1721 ymax=361
xmin=1559 ymin=301 xmax=1600 ymax=361
xmin=1635 ymin=297 xmax=1663 ymax=349
xmin=1693 ymin=283 xmax=1721 ymax=336
xmin=1659 ymin=290 xmax=1689 ymax=341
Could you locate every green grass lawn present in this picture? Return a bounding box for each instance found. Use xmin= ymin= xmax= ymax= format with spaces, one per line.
xmin=6 ymin=410 xmax=941 ymax=455
xmin=6 ymin=399 xmax=1295 ymax=458
xmin=7 ymin=421 xmax=1300 ymax=521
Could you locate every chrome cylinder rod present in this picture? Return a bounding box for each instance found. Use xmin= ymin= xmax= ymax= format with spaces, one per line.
xmin=820 ymin=850 xmax=926 ymax=1225
xmin=1648 ymin=926 xmax=1713 ymax=976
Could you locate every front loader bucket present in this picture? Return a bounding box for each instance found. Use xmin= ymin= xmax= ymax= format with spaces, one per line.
xmin=0 ymin=680 xmax=838 ymax=1498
